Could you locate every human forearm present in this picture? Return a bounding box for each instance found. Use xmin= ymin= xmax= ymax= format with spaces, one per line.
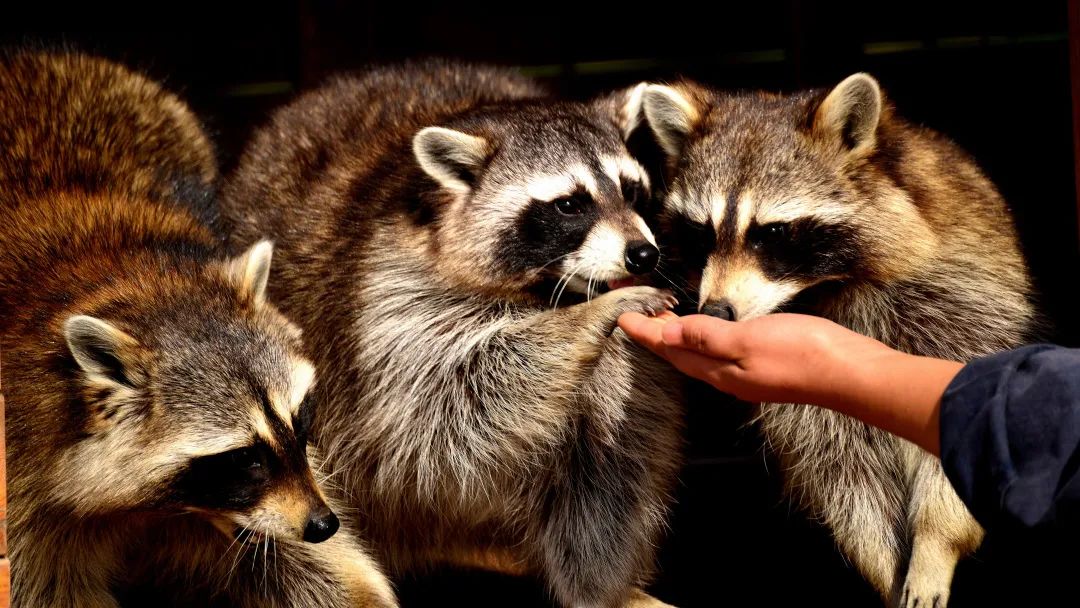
xmin=619 ymin=311 xmax=962 ymax=455
xmin=827 ymin=348 xmax=963 ymax=456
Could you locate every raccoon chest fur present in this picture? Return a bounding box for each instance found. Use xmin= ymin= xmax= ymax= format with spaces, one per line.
xmin=221 ymin=61 xmax=685 ymax=607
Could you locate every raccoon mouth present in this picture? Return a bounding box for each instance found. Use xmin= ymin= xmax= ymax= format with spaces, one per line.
xmin=606 ymin=277 xmax=641 ymax=290
xmin=561 ymin=275 xmax=644 ymax=298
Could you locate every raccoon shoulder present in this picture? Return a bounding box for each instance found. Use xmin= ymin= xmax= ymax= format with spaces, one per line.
xmin=0 ymin=51 xmax=217 ymax=212
xmin=873 ymin=115 xmax=1006 ymax=219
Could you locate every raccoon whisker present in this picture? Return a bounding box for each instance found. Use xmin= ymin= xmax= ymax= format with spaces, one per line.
xmin=271 ymin=529 xmax=279 ymax=592
xmin=534 ymin=251 xmax=576 ymax=274
xmin=551 ymin=259 xmax=586 ymax=310
xmin=225 ymin=526 xmax=252 ymax=583
xmin=262 ymin=526 xmax=270 ymax=594
xmin=549 ymin=263 xmax=575 ymax=307
xmin=554 ymin=259 xmax=586 ymax=303
xmin=214 ymin=523 xmax=249 ymax=577
xmin=250 ymin=526 xmax=259 ymax=574
xmin=315 ymin=464 xmax=349 ymax=488
xmin=653 ymin=262 xmax=693 ymax=289
xmin=651 ymin=265 xmax=692 ymax=300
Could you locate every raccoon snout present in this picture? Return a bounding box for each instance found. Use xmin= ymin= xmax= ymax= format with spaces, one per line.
xmin=624 ymin=241 xmax=659 ymax=275
xmin=302 ymin=505 xmax=340 ymax=543
xmin=701 ymin=300 xmax=737 ymax=321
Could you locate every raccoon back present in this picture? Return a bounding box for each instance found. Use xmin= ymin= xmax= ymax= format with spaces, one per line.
xmin=0 ymin=51 xmax=217 ymax=213
xmin=0 ymin=52 xmax=220 ymax=333
xmin=222 ymin=60 xmax=545 ymax=248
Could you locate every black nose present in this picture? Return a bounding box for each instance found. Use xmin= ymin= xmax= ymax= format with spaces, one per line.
xmin=624 ymin=241 xmax=659 ymax=275
xmin=303 ymin=506 xmax=340 ymax=543
xmin=701 ymin=300 xmax=737 ymax=321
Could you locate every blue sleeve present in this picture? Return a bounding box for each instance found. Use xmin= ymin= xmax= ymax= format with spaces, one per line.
xmin=940 ymin=344 xmax=1080 ymax=531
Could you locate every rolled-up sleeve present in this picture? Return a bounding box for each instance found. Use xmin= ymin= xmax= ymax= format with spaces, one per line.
xmin=940 ymin=344 xmax=1080 ymax=531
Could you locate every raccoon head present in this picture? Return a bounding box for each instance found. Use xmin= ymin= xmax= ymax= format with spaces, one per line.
xmin=641 ymin=74 xmax=937 ymax=320
xmin=412 ymin=85 xmax=663 ymax=300
xmin=61 ymin=241 xmax=339 ymax=544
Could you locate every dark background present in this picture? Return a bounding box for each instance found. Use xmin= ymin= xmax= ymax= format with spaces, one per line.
xmin=5 ymin=2 xmax=1078 ymax=606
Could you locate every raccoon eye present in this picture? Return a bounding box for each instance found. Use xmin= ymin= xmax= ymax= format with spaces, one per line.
xmin=750 ymin=222 xmax=789 ymax=249
xmin=226 ymin=447 xmax=263 ymax=470
xmin=554 ymin=197 xmax=586 ymax=215
xmin=621 ymin=180 xmax=641 ymax=207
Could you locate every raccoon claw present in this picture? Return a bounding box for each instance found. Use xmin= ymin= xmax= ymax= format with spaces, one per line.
xmin=899 ymin=585 xmax=947 ymax=608
xmin=639 ymin=293 xmax=678 ymax=316
xmin=597 ymin=286 xmax=678 ymax=319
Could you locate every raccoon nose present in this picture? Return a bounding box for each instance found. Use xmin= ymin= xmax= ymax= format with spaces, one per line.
xmin=624 ymin=241 xmax=659 ymax=275
xmin=702 ymin=300 xmax=737 ymax=321
xmin=303 ymin=506 xmax=340 ymax=543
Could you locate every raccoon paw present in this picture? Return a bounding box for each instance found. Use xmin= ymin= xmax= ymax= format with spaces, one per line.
xmin=624 ymin=588 xmax=677 ymax=608
xmin=898 ymin=584 xmax=948 ymax=608
xmin=600 ymin=286 xmax=678 ymax=318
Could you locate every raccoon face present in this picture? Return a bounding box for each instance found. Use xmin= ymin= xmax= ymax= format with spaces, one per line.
xmin=642 ymin=74 xmax=936 ymax=320
xmin=413 ymin=88 xmax=663 ymax=299
xmin=62 ymin=241 xmax=339 ymax=544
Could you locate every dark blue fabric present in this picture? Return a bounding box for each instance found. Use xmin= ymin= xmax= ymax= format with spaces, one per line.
xmin=940 ymin=344 xmax=1080 ymax=531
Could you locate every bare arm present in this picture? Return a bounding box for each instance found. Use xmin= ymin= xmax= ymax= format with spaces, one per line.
xmin=618 ymin=311 xmax=962 ymax=456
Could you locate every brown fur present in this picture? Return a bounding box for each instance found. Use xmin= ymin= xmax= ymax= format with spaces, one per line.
xmin=640 ymin=75 xmax=1036 ymax=607
xmin=0 ymin=52 xmax=394 ymax=607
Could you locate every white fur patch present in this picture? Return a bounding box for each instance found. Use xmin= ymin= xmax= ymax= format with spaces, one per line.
xmin=521 ymin=165 xmax=599 ymax=202
xmin=558 ymin=222 xmax=631 ymax=292
xmin=524 ymin=174 xmax=578 ymax=202
xmin=700 ymin=263 xmax=803 ymax=320
xmin=736 ymin=191 xmax=756 ymax=234
xmin=575 ymin=166 xmax=599 ymax=198
xmin=599 ymin=155 xmax=650 ymax=192
xmin=252 ymin=406 xmax=281 ymax=444
xmin=760 ymin=198 xmax=854 ymax=225
xmin=287 ymin=359 xmax=315 ymax=415
xmin=600 ymin=157 xmax=623 ymax=190
xmin=666 ymin=190 xmax=709 ymax=225
xmin=53 ymin=426 xmax=252 ymax=514
xmin=633 ymin=215 xmax=657 ymax=247
xmin=710 ymin=196 xmax=727 ymax=232
xmin=578 ymin=223 xmax=627 ymax=273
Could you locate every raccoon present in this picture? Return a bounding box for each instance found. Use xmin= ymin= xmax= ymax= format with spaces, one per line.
xmin=220 ymin=61 xmax=684 ymax=608
xmin=0 ymin=52 xmax=395 ymax=608
xmin=638 ymin=74 xmax=1036 ymax=606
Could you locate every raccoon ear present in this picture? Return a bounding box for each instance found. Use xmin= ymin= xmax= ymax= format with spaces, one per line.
xmin=413 ymin=127 xmax=491 ymax=194
xmin=64 ymin=316 xmax=144 ymax=388
xmin=642 ymin=84 xmax=703 ymax=159
xmin=595 ymin=82 xmax=648 ymax=140
xmin=225 ymin=240 xmax=273 ymax=306
xmin=813 ymin=73 xmax=882 ymax=154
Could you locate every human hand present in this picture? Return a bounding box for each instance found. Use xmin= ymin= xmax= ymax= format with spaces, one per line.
xmin=618 ymin=310 xmax=959 ymax=455
xmin=618 ymin=311 xmax=894 ymax=406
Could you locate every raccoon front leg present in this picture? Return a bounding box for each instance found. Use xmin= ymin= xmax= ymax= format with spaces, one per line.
xmin=898 ymin=452 xmax=983 ymax=608
xmin=624 ymin=588 xmax=677 ymax=608
xmin=762 ymin=406 xmax=908 ymax=601
xmin=10 ymin=521 xmax=124 ymax=608
xmin=224 ymin=525 xmax=397 ymax=608
xmin=537 ymin=435 xmax=666 ymax=608
xmin=536 ymin=332 xmax=681 ymax=608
